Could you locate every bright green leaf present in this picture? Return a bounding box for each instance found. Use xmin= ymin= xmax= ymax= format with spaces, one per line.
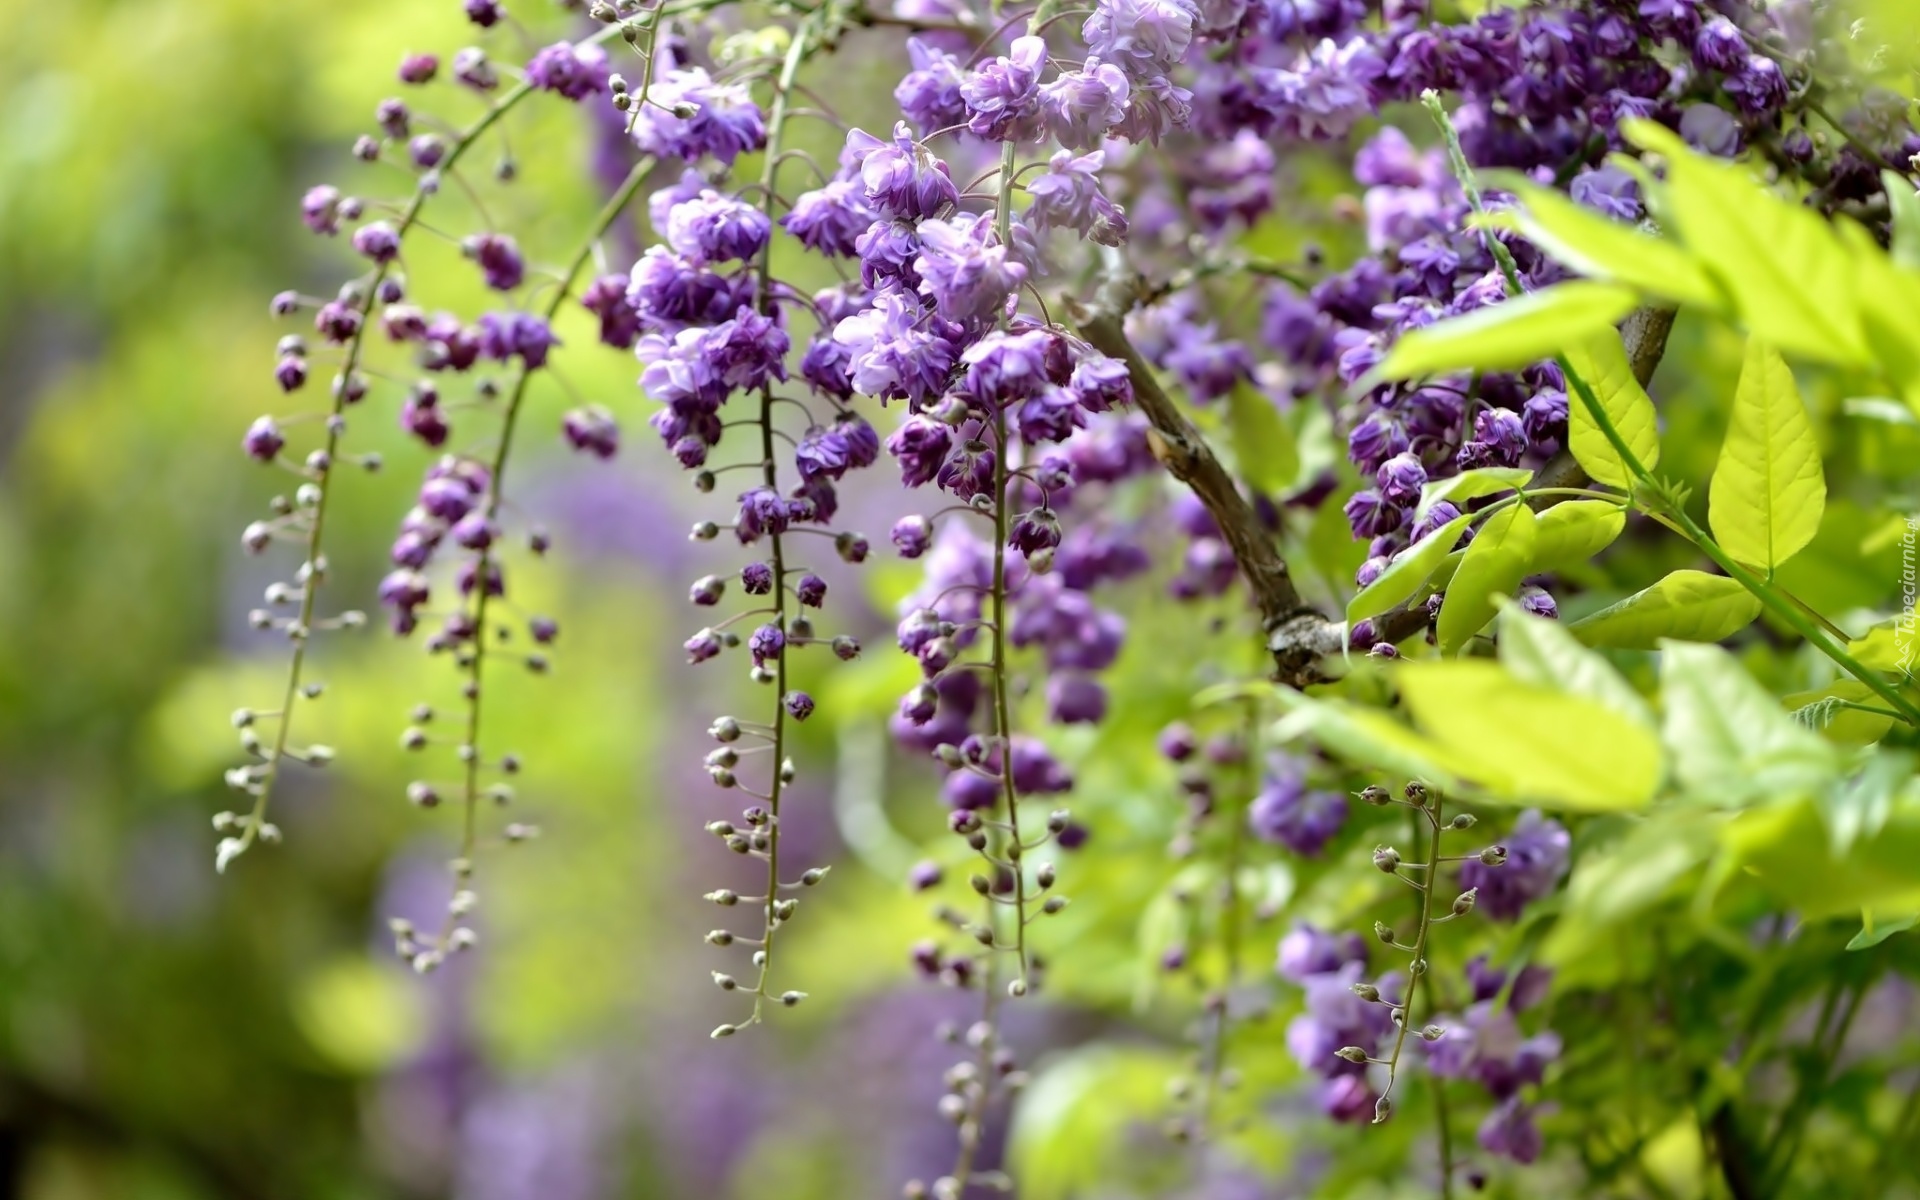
xmin=1622 ymin=120 xmax=1870 ymax=365
xmin=1270 ymin=690 xmax=1463 ymax=791
xmin=1847 ymin=912 xmax=1920 ymax=950
xmin=1225 ymin=381 xmax=1299 ymax=495
xmin=1372 ymin=281 xmax=1640 ymax=382
xmin=1706 ymin=339 xmax=1826 ymax=571
xmin=1346 ymin=510 xmax=1473 ymax=627
xmin=1529 ymin=499 xmax=1628 ymax=573
xmin=1497 ymin=604 xmax=1654 ymax=727
xmin=1849 ymin=619 xmax=1920 ymax=678
xmin=1564 ymin=331 xmax=1661 ymax=490
xmin=1658 ymin=640 xmax=1840 ymax=801
xmin=1723 ymin=800 xmax=1920 ymax=919
xmin=1787 ymin=680 xmax=1898 ymax=745
xmin=1479 ymin=175 xmax=1722 ymax=309
xmin=1414 ymin=466 xmax=1532 ymax=526
xmin=1397 ymin=660 xmax=1663 ymax=810
xmin=1011 ymin=1046 xmax=1182 ymax=1200
xmin=1885 ymin=170 xmax=1920 ymax=271
xmin=1819 ymin=751 xmax=1912 ymax=855
xmin=1571 ymin=569 xmax=1761 ymax=649
xmin=1437 ymin=503 xmax=1536 ymax=655
xmin=1542 ymin=813 xmax=1721 ymax=969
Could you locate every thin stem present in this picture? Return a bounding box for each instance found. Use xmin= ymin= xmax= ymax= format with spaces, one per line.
xmin=1377 ymin=799 xmax=1443 ymax=1118
xmin=741 ymin=12 xmax=817 ymax=1027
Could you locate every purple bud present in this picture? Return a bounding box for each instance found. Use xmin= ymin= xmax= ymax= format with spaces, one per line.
xmin=748 ymin=623 xmax=786 ymax=666
xmin=796 ymin=574 xmax=827 ymax=607
xmin=784 ymin=691 xmax=815 ymax=721
xmin=352 ymin=221 xmax=401 ymax=264
xmin=451 ymin=512 xmax=496 ymax=550
xmin=1158 ymin=722 xmax=1197 ymax=762
xmin=561 ymin=406 xmax=619 ymax=459
xmin=741 ymin=562 xmax=774 ymax=595
xmin=908 ymin=860 xmax=943 ymax=891
xmin=270 ymin=290 xmax=300 ymax=316
xmin=1375 ymin=452 xmax=1427 ymax=509
xmin=274 ymin=356 xmax=308 ymax=393
xmin=398 ymin=53 xmax=439 ymax=84
xmin=242 ymin=416 xmax=285 ymax=463
xmin=685 ymin=629 xmax=722 ymax=664
xmin=464 ymin=0 xmax=501 ymax=25
xmin=892 ymin=515 xmax=933 ymax=559
xmin=528 ymin=616 xmax=558 ymax=644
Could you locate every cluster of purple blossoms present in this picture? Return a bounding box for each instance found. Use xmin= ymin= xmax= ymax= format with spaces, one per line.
xmin=1280 ymin=927 xmax=1398 ymax=1123
xmin=1459 ymin=809 xmax=1571 ymax=921
xmin=1247 ymin=753 xmax=1348 ymax=856
xmin=1422 ymin=956 xmax=1563 ymax=1164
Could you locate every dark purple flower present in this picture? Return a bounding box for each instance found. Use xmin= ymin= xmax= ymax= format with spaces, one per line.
xmin=914 ymin=213 xmax=1027 ymax=323
xmin=401 ymin=390 xmax=449 ymax=447
xmin=1569 ymin=166 xmax=1641 ymax=222
xmin=476 ymin=311 xmax=558 ymax=368
xmin=581 ymin=274 xmax=642 ymax=349
xmin=1046 ymin=675 xmax=1107 ymax=724
xmin=1009 ymin=508 xmax=1063 ymax=557
xmin=1158 ymin=722 xmax=1197 ymax=762
xmin=630 ymin=68 xmax=767 ymax=165
xmin=1008 ymin=736 xmax=1072 ymax=795
xmin=1344 ymin=488 xmax=1404 ymax=539
xmin=1347 ymin=412 xmax=1410 ymax=474
xmin=1024 ymin=150 xmax=1130 ymax=245
xmin=895 ymin=38 xmax=969 ymax=133
xmin=748 ymin=623 xmax=786 ymax=666
xmin=735 ymin=486 xmax=792 ymax=544
xmin=464 ymin=0 xmax=501 ymax=26
xmin=243 ymin=416 xmax=284 ymax=462
xmin=273 ymin=355 xmax=307 ymax=393
xmin=685 ymin=628 xmax=722 ymax=664
xmin=1692 ymin=16 xmax=1746 ymax=72
xmin=451 ymin=512 xmax=497 ymax=550
xmin=1458 ymin=809 xmax=1570 ymax=921
xmin=465 ymin=233 xmax=525 ymax=291
xmin=1724 ymin=54 xmax=1787 ymax=114
xmin=887 ymin=415 xmax=954 ymax=487
xmin=1472 ymin=408 xmax=1528 ymax=466
xmin=526 ymin=41 xmax=608 ymax=102
xmin=1376 ymin=452 xmax=1427 ymax=508
xmin=796 ymin=574 xmax=827 ymax=607
xmin=561 ymin=407 xmax=619 ymax=459
xmin=785 ymin=691 xmax=815 ymax=721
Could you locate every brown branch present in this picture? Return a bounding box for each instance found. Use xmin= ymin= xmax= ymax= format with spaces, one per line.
xmin=1069 ymin=267 xmax=1425 ymax=685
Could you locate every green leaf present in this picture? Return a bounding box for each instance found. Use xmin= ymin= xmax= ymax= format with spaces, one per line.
xmin=1622 ymin=120 xmax=1870 ymax=365
xmin=1479 ymin=175 xmax=1722 ymax=309
xmin=1497 ymin=604 xmax=1654 ymax=727
xmin=1372 ymin=281 xmax=1640 ymax=382
xmin=1885 ymin=170 xmax=1920 ymax=271
xmin=1397 ymin=660 xmax=1663 ymax=811
xmin=1706 ymin=339 xmax=1826 ymax=571
xmin=1848 ymin=620 xmax=1919 ymax=678
xmin=1270 ymin=690 xmax=1462 ymax=791
xmin=1564 ymin=331 xmax=1661 ymax=490
xmin=1847 ymin=912 xmax=1920 ymax=950
xmin=1225 ymin=381 xmax=1299 ymax=494
xmin=1723 ymin=800 xmax=1920 ymax=919
xmin=1529 ymin=499 xmax=1628 ymax=573
xmin=1542 ymin=813 xmax=1721 ymax=970
xmin=1413 ymin=466 xmax=1532 ymax=526
xmin=1345 ymin=510 xmax=1473 ymax=626
xmin=1819 ymin=751 xmax=1912 ymax=855
xmin=1436 ymin=503 xmax=1536 ymax=655
xmin=1657 ymin=640 xmax=1840 ymax=801
xmin=1011 ymin=1046 xmax=1181 ymax=1200
xmin=1571 ymin=569 xmax=1761 ymax=649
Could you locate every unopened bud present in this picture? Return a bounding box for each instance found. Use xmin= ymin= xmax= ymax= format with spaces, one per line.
xmin=1334 ymin=1045 xmax=1368 ymax=1063
xmin=1358 ymin=784 xmax=1392 ymax=806
xmin=1373 ymin=1095 xmax=1393 ymax=1124
xmin=1373 ymin=845 xmax=1401 ymax=872
xmin=1403 ymin=780 xmax=1430 ymax=805
xmin=1448 ymin=813 xmax=1477 ymax=830
xmin=1478 ymin=844 xmax=1509 ymax=866
xmin=1350 ymin=982 xmax=1381 ymax=1002
xmin=1452 ymin=888 xmax=1477 ymax=916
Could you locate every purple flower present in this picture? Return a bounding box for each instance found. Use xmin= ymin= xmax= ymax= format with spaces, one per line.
xmin=892 ymin=515 xmax=933 ymax=558
xmin=243 ymin=416 xmax=284 ymax=462
xmin=1724 ymin=54 xmax=1787 ymax=115
xmin=685 ymin=629 xmax=722 ymax=663
xmin=1039 ymin=61 xmax=1131 ymax=150
xmin=465 ymin=232 xmax=525 ymax=290
xmin=887 ymin=415 xmax=954 ymax=487
xmin=895 ymin=38 xmax=969 ymax=133
xmin=1286 ymin=961 xmax=1395 ymax=1078
xmin=913 ymin=214 xmax=1027 ymax=323
xmin=1375 ymin=452 xmax=1427 ymax=508
xmin=1518 ymin=585 xmax=1558 ymax=620
xmin=274 ymin=356 xmax=307 ymax=393
xmin=1569 ymin=166 xmax=1641 ymax=222
xmin=630 ymin=68 xmax=767 ymax=165
xmin=785 ymin=691 xmax=815 ymax=721
xmin=581 ymin=274 xmax=642 ymax=349
xmin=1024 ymin=151 xmax=1129 ymax=245
xmin=398 ymin=53 xmax=439 ymax=84
xmin=1046 ymin=675 xmax=1108 ymax=724
xmin=1007 ymin=736 xmax=1072 ymax=795
xmin=796 ymin=574 xmax=827 ymax=607
xmin=464 ymin=0 xmax=501 ymax=26
xmin=843 ymin=124 xmax=959 ymax=220
xmin=1276 ymin=924 xmax=1367 ymax=984
xmin=1478 ymin=1098 xmax=1544 ymax=1163
xmin=402 ymin=389 xmax=449 ymax=447
xmin=748 ymin=623 xmax=786 ymax=666
xmin=1471 ymin=408 xmax=1528 ymax=466
xmin=1248 ymin=758 xmax=1349 ymax=856
xmin=1009 ymin=508 xmax=1062 ymax=556
xmin=525 ymin=41 xmax=608 ymax=102
xmin=561 ymin=407 xmax=619 ymax=459
xmin=1458 ymin=809 xmax=1570 ymax=921
xmin=1082 ymin=0 xmax=1197 ymax=80
xmin=834 ymin=288 xmax=956 ymax=406
xmin=960 ymin=35 xmax=1047 ymax=141
xmin=1692 ymin=16 xmax=1746 ymax=72
xmin=1423 ymin=1000 xmax=1561 ymax=1098
xmin=665 ymin=189 xmax=772 ymax=264
xmin=627 ymin=247 xmax=749 ymax=332
xmin=780 ymin=181 xmax=872 ymax=257
xmin=352 ymin=221 xmax=401 ymax=263
xmin=453 ymin=47 xmax=499 ymax=92
xmin=1347 ymin=412 xmax=1410 ymax=474
xmin=1343 ymin=488 xmax=1404 ymax=539
xmin=301 ymin=185 xmax=342 ymax=235
xmin=735 ymin=486 xmax=792 ymax=544
xmin=476 ymin=311 xmax=558 ymax=368
xmin=1256 ymin=37 xmax=1384 ymax=140
xmin=1679 ymin=102 xmax=1743 ymax=158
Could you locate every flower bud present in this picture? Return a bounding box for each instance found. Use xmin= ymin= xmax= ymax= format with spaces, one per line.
xmin=1349 ymin=982 xmax=1380 ymax=1002
xmin=1451 ymin=888 xmax=1477 ymax=916
xmin=1373 ymin=845 xmax=1401 ymax=872
xmin=1334 ymin=1046 xmax=1368 ymax=1063
xmin=1478 ymin=844 xmax=1509 ymax=867
xmin=1447 ymin=813 xmax=1477 ymax=830
xmin=1373 ymin=1096 xmax=1393 ymax=1124
xmin=1358 ymin=784 xmax=1392 ymax=806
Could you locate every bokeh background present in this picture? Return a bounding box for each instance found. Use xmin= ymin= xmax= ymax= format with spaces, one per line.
xmin=0 ymin=3 xmax=1215 ymax=1197
xmin=6 ymin=1 xmax=1920 ymax=1198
